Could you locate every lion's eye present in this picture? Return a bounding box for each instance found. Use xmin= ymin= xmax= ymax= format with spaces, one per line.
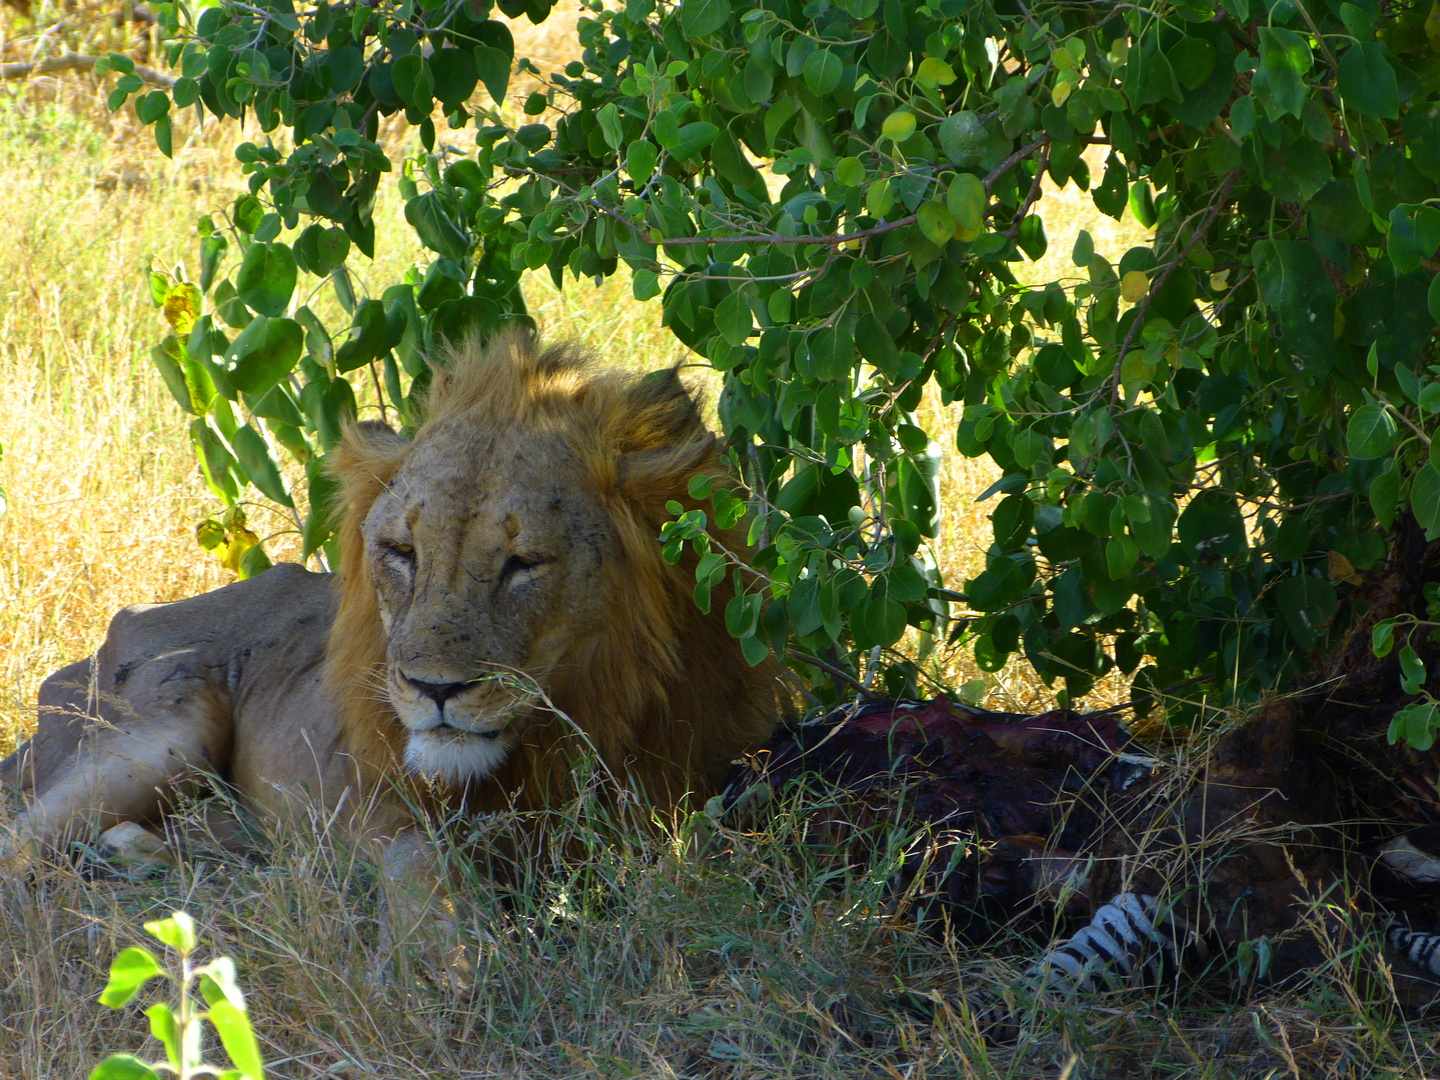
xmin=500 ymin=554 xmax=545 ymax=582
xmin=381 ymin=540 xmax=416 ymax=564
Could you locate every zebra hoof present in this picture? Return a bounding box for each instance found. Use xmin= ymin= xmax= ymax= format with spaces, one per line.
xmin=1373 ymin=825 xmax=1440 ymax=897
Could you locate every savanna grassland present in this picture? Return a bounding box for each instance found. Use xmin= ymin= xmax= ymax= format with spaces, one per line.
xmin=0 ymin=6 xmax=1435 ymax=1078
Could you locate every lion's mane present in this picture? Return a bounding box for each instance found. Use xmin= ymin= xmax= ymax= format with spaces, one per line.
xmin=323 ymin=332 xmax=780 ymax=818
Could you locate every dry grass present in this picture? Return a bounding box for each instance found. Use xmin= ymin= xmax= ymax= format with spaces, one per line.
xmin=0 ymin=16 xmax=1435 ymax=1080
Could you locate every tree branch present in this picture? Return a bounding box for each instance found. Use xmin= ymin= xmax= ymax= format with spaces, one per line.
xmin=0 ymin=54 xmax=177 ymax=88
xmin=654 ymin=135 xmax=1051 ymax=249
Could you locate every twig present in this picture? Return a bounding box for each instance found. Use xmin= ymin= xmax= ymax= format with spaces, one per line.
xmin=1107 ymin=170 xmax=1240 ymax=402
xmin=787 ymin=650 xmax=881 ymax=699
xmin=1005 ymin=142 xmax=1051 ymax=240
xmin=368 ymin=358 xmax=389 ymax=426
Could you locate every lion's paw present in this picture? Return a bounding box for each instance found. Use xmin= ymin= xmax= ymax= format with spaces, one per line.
xmin=90 ymin=822 xmax=175 ymax=878
xmin=376 ymin=900 xmax=481 ymax=992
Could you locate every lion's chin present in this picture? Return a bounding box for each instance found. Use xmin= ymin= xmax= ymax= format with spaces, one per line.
xmin=403 ymin=726 xmax=514 ymax=787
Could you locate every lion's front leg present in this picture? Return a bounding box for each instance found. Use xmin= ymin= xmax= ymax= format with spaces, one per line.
xmin=373 ymin=826 xmax=477 ymax=985
xmin=1 ymin=667 xmax=233 ymax=870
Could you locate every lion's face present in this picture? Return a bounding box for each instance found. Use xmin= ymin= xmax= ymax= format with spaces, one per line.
xmin=361 ymin=417 xmax=619 ymax=786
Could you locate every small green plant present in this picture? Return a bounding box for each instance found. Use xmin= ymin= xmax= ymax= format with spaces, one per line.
xmin=1373 ymin=613 xmax=1440 ymax=753
xmin=91 ymin=911 xmax=265 ymax=1080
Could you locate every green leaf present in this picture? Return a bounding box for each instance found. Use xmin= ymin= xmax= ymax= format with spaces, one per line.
xmin=1169 ymin=37 xmax=1216 ymax=90
xmin=246 ymin=383 xmax=304 ymax=428
xmin=235 ymin=242 xmax=297 ymax=318
xmin=632 ymin=268 xmax=660 ymax=301
xmin=991 ymin=493 xmax=1034 ymax=550
xmin=1338 ymin=42 xmax=1399 ymax=119
xmin=136 ymin=90 xmax=170 ymax=124
xmin=146 ymin=1003 xmax=180 ymax=1069
xmin=209 ymin=1000 xmax=265 ymax=1080
xmin=392 ymin=54 xmax=435 ymax=109
xmin=835 ymin=156 xmax=865 ymax=187
xmin=802 ymin=49 xmax=842 ymax=95
xmin=1371 ymin=462 xmax=1400 ymax=529
xmin=882 ymin=110 xmax=916 ymax=142
xmin=144 ymin=912 xmax=197 ymax=954
xmin=154 ymin=114 xmax=173 ymax=158
xmin=1373 ymin=618 xmax=1397 ymax=658
xmin=1106 ymin=534 xmax=1139 ymax=580
xmin=1401 ymin=643 xmax=1428 ymax=695
xmin=653 ymin=110 xmax=682 ymax=149
xmin=430 ymin=46 xmax=478 ymax=108
xmin=865 ymin=177 xmax=894 ymax=217
xmin=946 ymin=173 xmax=985 ymax=237
xmin=297 ymin=224 xmax=350 ymax=278
xmin=596 ymin=102 xmax=624 ymax=150
xmin=715 ymin=291 xmax=752 ymax=347
xmin=98 ymin=947 xmax=165 ymax=1008
xmin=1309 ymin=181 xmax=1370 ymax=244
xmin=1176 ymin=489 xmax=1247 ymax=558
xmin=88 ymin=1055 xmax=162 ymax=1080
xmin=863 ymin=591 xmax=907 ymax=647
xmin=938 ymin=111 xmax=988 ymax=167
xmin=681 ymin=0 xmax=731 ymax=37
xmin=1391 ymin=702 xmax=1440 ymax=751
xmin=1346 ymin=403 xmax=1397 ymax=459
xmin=669 ymin=121 xmax=719 ymax=160
xmin=917 ymin=199 xmax=956 ymax=246
xmin=200 ymin=233 xmax=228 ymax=292
xmin=1255 ymin=27 xmax=1311 ymax=119
xmin=1253 ymin=240 xmax=1336 ymax=370
xmin=303 ymin=461 xmax=339 ymax=558
xmin=626 ymin=140 xmax=658 ymax=183
xmin=855 ymin=312 xmax=900 ymax=376
xmin=474 ymin=44 xmax=512 ymax=104
xmin=1412 ymin=463 xmax=1440 ymax=540
xmin=226 ymin=317 xmax=303 ymax=397
xmin=404 ymin=192 xmax=469 ymax=261
xmin=916 ymin=57 xmax=957 ymax=88
xmin=233 ymin=195 xmax=264 ymax=236
xmin=232 ymin=424 xmax=294 ymax=508
xmin=150 ymin=338 xmax=195 ymax=415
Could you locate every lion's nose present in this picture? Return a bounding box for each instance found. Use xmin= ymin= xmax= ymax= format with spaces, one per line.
xmin=402 ymin=675 xmax=472 ymax=706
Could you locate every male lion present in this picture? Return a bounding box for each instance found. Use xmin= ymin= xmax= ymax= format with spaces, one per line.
xmin=0 ymin=333 xmax=782 ymax=905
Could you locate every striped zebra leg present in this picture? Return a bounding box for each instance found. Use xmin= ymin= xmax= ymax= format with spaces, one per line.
xmin=1027 ymin=892 xmax=1189 ymax=995
xmin=900 ymin=893 xmax=1194 ymax=1043
xmin=1386 ymin=920 xmax=1440 ymax=977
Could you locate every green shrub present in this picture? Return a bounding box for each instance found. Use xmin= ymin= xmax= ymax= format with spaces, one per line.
xmin=116 ymin=0 xmax=1440 ymax=718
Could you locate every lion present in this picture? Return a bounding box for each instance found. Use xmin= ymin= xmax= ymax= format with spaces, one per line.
xmin=0 ymin=332 xmax=782 ymax=912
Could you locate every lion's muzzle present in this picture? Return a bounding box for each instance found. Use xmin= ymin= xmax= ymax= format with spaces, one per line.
xmin=391 ymin=668 xmax=538 ymax=785
xmin=400 ymin=675 xmax=506 ymax=736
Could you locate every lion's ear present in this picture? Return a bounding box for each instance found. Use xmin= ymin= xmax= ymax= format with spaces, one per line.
xmin=614 ymin=368 xmax=704 ymax=452
xmin=615 ymin=437 xmax=718 ymax=505
xmin=611 ymin=369 xmax=718 ymax=504
xmin=331 ymin=421 xmax=410 ymax=566
xmin=332 ymin=421 xmax=409 ymax=502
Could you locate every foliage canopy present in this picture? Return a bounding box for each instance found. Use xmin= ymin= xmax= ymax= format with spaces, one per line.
xmin=121 ymin=0 xmax=1440 ymax=727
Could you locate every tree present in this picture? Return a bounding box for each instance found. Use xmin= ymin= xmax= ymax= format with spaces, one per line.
xmin=119 ymin=0 xmax=1440 ymax=737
